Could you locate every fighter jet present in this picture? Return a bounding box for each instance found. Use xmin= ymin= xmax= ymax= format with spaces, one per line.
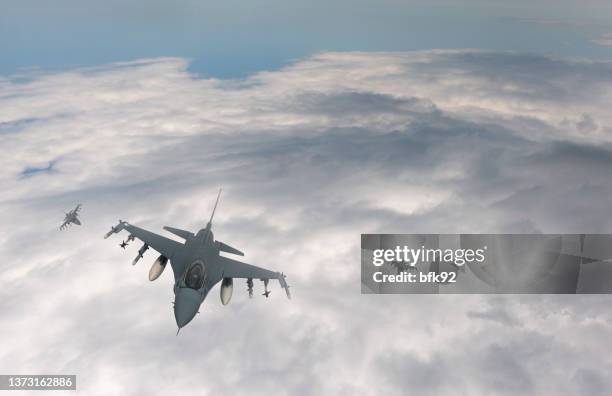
xmin=60 ymin=204 xmax=82 ymax=230
xmin=120 ymin=240 xmax=128 ymax=249
xmin=104 ymin=190 xmax=290 ymax=331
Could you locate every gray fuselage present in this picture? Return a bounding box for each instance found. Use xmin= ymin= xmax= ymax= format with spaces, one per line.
xmin=171 ymin=227 xmax=224 ymax=328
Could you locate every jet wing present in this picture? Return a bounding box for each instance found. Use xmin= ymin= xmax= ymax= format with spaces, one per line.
xmin=218 ymin=256 xmax=291 ymax=298
xmin=110 ymin=221 xmax=183 ymax=260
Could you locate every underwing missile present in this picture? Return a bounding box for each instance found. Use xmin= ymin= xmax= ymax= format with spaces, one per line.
xmin=132 ymin=243 xmax=149 ymax=265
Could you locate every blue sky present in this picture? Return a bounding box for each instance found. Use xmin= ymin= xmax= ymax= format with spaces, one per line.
xmin=2 ymin=0 xmax=612 ymax=78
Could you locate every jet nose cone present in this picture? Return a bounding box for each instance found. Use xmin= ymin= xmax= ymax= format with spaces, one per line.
xmin=174 ymin=289 xmax=201 ymax=329
xmin=174 ymin=307 xmax=196 ymax=328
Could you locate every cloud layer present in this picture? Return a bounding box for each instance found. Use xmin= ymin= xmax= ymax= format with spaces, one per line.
xmin=1 ymin=50 xmax=612 ymax=395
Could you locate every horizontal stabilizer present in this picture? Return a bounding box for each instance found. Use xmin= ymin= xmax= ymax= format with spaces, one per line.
xmin=217 ymin=241 xmax=244 ymax=256
xmin=163 ymin=226 xmax=194 ymax=240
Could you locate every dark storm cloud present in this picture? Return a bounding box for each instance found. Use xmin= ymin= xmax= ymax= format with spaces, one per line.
xmin=2 ymin=50 xmax=612 ymax=395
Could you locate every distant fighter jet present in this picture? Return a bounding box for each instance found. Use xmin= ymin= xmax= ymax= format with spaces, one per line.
xmin=60 ymin=204 xmax=82 ymax=230
xmin=120 ymin=240 xmax=128 ymax=249
xmin=104 ymin=190 xmax=290 ymax=331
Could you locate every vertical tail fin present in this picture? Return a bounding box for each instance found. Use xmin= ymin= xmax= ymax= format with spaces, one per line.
xmin=207 ymin=189 xmax=222 ymax=228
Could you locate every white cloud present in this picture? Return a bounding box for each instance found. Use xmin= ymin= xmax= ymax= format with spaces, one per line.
xmin=1 ymin=50 xmax=612 ymax=395
xmin=591 ymin=33 xmax=612 ymax=47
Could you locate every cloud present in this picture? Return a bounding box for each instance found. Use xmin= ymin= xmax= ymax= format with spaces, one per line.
xmin=591 ymin=33 xmax=612 ymax=47
xmin=1 ymin=50 xmax=612 ymax=395
xmin=466 ymin=309 xmax=520 ymax=327
xmin=515 ymin=17 xmax=598 ymax=29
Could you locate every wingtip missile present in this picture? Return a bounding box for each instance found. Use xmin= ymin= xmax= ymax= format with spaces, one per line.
xmin=104 ymin=225 xmax=117 ymax=239
xmin=104 ymin=220 xmax=127 ymax=239
xmin=278 ymin=273 xmax=291 ymax=299
xmin=284 ymin=285 xmax=292 ymax=300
